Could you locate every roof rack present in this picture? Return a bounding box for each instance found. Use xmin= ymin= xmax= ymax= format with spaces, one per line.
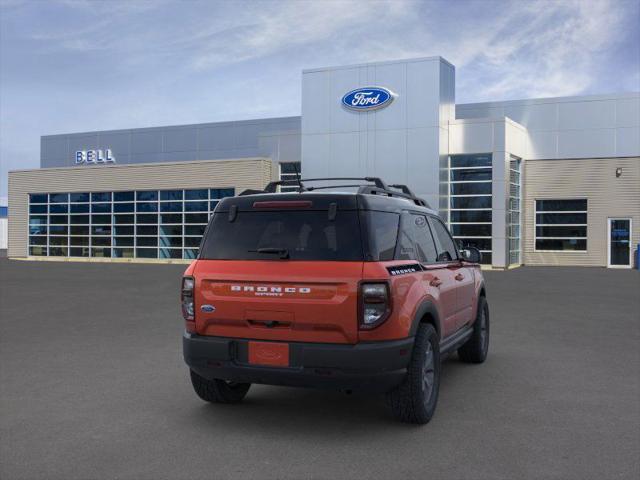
xmin=241 ymin=177 xmax=430 ymax=208
xmin=262 ymin=177 xmax=388 ymax=193
xmin=361 ymin=183 xmax=430 ymax=207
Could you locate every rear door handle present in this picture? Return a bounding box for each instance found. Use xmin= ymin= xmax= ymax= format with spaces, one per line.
xmin=454 ymin=273 xmax=464 ymax=281
xmin=429 ymin=277 xmax=442 ymax=287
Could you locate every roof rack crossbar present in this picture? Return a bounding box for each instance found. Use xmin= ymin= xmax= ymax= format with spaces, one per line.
xmin=302 ymin=177 xmax=389 ymax=190
xmin=261 ymin=177 xmax=430 ymax=208
xmin=305 ymin=184 xmax=374 ymax=191
xmin=389 ymin=184 xmax=417 ymax=197
xmin=264 ymin=177 xmax=388 ymax=194
xmin=357 ymin=186 xmax=429 ymax=207
xmin=264 ymin=180 xmax=305 ymax=193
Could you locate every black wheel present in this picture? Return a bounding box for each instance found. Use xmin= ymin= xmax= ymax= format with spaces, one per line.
xmin=189 ymin=369 xmax=251 ymax=404
xmin=386 ymin=323 xmax=441 ymax=424
xmin=458 ymin=296 xmax=489 ymax=364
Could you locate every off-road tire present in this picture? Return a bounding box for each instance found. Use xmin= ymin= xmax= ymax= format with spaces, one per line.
xmin=189 ymin=370 xmax=251 ymax=404
xmin=386 ymin=323 xmax=440 ymax=424
xmin=458 ymin=296 xmax=490 ymax=364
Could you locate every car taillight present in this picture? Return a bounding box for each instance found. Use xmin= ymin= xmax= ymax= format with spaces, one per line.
xmin=182 ymin=276 xmax=195 ymax=321
xmin=359 ymin=282 xmax=391 ymax=330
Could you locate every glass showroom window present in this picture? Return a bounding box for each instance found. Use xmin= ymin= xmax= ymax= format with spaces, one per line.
xmin=279 ymin=162 xmax=302 ymax=192
xmin=535 ymin=199 xmax=587 ymax=251
xmin=28 ymin=188 xmax=235 ymax=260
xmin=508 ymin=157 xmax=522 ymax=265
xmin=449 ymin=154 xmax=492 ymax=264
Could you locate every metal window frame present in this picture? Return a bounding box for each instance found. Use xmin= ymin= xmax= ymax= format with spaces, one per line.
xmin=508 ymin=157 xmax=522 ymax=265
xmin=27 ymin=187 xmax=234 ymax=260
xmin=533 ymin=198 xmax=588 ymax=253
xmin=447 ymin=154 xmax=494 ymax=265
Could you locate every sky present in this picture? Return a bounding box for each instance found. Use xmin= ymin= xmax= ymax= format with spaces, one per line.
xmin=1 ymin=0 xmax=639 ymax=201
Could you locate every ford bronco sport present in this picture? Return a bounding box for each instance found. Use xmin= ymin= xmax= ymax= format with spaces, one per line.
xmin=182 ymin=177 xmax=489 ymax=424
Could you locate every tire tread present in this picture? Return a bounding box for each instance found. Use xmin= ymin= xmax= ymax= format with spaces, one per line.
xmin=458 ymin=296 xmax=489 ymax=364
xmin=386 ymin=323 xmax=440 ymax=424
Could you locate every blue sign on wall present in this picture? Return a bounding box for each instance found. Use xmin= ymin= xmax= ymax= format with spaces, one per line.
xmin=341 ymin=87 xmax=396 ymax=111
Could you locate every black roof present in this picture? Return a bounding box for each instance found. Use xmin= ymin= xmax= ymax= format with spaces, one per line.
xmin=216 ymin=191 xmax=438 ymax=216
xmin=217 ymin=177 xmax=436 ymax=215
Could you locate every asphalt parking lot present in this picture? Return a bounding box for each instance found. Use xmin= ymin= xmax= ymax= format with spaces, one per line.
xmin=1 ymin=259 xmax=638 ymax=480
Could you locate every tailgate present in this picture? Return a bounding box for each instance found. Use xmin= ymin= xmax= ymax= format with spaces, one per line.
xmin=193 ymin=260 xmax=363 ymax=344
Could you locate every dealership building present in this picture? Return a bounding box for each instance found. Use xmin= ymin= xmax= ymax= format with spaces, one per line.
xmin=7 ymin=56 xmax=640 ymax=268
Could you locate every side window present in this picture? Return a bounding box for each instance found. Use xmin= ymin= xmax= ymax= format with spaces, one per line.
xmin=364 ymin=211 xmax=400 ymax=261
xmin=428 ymin=217 xmax=458 ymax=262
xmin=395 ymin=213 xmax=438 ymax=263
xmin=412 ymin=215 xmax=438 ymax=263
xmin=396 ymin=221 xmax=416 ymax=261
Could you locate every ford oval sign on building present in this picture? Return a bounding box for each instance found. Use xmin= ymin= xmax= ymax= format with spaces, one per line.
xmin=341 ymin=86 xmax=396 ymax=111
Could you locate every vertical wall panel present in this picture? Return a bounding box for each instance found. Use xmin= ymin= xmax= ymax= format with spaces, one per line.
xmin=0 ymin=218 xmax=7 ymax=250
xmin=302 ymin=57 xmax=454 ymax=214
xmin=457 ymin=93 xmax=640 ymax=160
xmin=41 ymin=118 xmax=301 ymax=168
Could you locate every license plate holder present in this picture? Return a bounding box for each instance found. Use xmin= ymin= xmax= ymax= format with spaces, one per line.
xmin=248 ymin=341 xmax=290 ymax=367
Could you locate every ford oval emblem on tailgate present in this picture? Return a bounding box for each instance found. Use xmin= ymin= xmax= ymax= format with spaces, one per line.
xmin=201 ymin=304 xmax=215 ymax=312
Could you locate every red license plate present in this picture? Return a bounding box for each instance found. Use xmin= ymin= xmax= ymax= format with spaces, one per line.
xmin=248 ymin=341 xmax=290 ymax=367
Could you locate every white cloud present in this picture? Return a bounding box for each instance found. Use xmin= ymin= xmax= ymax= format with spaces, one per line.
xmin=12 ymin=0 xmax=633 ymax=99
xmin=451 ymin=0 xmax=629 ymax=100
xmin=187 ymin=0 xmax=414 ymax=71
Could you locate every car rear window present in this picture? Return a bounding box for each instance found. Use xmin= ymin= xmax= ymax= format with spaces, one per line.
xmin=199 ymin=210 xmax=363 ymax=261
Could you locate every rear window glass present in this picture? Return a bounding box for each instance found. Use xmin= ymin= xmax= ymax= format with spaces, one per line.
xmin=200 ymin=210 xmax=363 ymax=261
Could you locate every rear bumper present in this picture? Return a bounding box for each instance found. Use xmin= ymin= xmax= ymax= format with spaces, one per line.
xmin=183 ymin=332 xmax=414 ymax=393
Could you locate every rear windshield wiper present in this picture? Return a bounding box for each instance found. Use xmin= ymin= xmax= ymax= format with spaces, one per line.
xmin=249 ymin=247 xmax=290 ymax=259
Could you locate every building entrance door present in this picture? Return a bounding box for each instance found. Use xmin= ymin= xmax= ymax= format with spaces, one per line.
xmin=607 ymin=218 xmax=632 ymax=268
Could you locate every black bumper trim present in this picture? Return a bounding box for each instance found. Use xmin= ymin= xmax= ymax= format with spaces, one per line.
xmin=183 ymin=333 xmax=414 ymax=392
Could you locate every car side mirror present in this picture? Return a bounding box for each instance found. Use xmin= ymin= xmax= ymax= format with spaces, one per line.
xmin=460 ymin=246 xmax=482 ymax=264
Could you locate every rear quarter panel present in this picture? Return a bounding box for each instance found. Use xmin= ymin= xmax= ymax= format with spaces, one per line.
xmin=183 ymin=260 xmax=197 ymax=277
xmin=358 ymin=261 xmax=441 ymax=342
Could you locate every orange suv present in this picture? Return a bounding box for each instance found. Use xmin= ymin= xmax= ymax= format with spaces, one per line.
xmin=182 ymin=178 xmax=489 ymax=424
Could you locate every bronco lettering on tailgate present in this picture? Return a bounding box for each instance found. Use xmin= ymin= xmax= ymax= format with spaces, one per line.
xmin=230 ymin=285 xmax=311 ymax=297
